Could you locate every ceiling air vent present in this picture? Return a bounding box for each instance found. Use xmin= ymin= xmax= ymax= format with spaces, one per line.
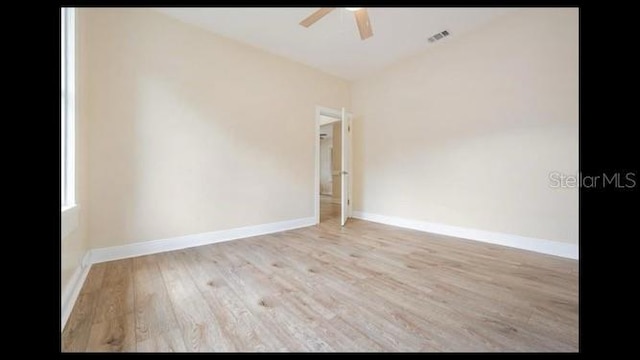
xmin=428 ymin=30 xmax=450 ymax=43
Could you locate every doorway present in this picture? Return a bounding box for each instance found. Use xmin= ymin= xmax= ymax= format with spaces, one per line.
xmin=314 ymin=106 xmax=352 ymax=226
xmin=319 ymin=122 xmax=341 ymax=223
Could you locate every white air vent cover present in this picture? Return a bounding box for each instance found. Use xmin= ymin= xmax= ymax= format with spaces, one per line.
xmin=428 ymin=30 xmax=450 ymax=43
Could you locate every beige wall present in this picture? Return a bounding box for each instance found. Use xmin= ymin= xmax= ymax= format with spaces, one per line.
xmin=351 ymin=8 xmax=578 ymax=244
xmin=82 ymin=9 xmax=350 ymax=248
xmin=61 ymin=10 xmax=91 ymax=294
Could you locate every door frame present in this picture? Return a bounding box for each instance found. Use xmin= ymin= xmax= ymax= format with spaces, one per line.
xmin=314 ymin=105 xmax=351 ymax=224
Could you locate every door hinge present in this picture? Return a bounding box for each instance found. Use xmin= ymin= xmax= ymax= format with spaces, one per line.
xmin=348 ymin=125 xmax=350 ymax=132
xmin=348 ymin=199 xmax=350 ymax=205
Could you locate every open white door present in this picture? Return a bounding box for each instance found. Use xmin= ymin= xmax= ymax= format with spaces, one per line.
xmin=341 ymin=108 xmax=352 ymax=226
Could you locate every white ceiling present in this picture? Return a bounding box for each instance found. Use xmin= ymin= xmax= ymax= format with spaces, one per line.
xmin=156 ymin=7 xmax=512 ymax=81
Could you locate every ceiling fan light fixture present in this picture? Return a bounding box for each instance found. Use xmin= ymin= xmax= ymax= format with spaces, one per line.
xmin=300 ymin=8 xmax=373 ymax=40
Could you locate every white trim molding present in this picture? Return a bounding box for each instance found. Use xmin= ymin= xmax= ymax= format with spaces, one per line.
xmin=86 ymin=217 xmax=316 ymax=265
xmin=352 ymin=211 xmax=578 ymax=260
xmin=61 ymin=252 xmax=92 ymax=331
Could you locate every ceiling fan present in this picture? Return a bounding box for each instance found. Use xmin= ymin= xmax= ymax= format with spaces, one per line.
xmin=299 ymin=7 xmax=373 ymax=40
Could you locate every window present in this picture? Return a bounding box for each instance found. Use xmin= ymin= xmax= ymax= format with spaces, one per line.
xmin=61 ymin=8 xmax=75 ymax=209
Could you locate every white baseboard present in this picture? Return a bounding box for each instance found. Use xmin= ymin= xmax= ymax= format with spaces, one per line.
xmin=352 ymin=211 xmax=578 ymax=260
xmin=61 ymin=252 xmax=92 ymax=331
xmin=86 ymin=217 xmax=316 ymax=265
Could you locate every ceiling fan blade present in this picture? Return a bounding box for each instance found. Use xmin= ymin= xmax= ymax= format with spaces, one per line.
xmin=299 ymin=8 xmax=335 ymax=27
xmin=354 ymin=9 xmax=373 ymax=40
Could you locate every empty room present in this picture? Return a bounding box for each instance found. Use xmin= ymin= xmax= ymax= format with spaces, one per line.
xmin=60 ymin=7 xmax=579 ymax=352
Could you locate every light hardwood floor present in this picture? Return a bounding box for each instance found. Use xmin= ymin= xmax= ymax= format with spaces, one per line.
xmin=62 ymin=197 xmax=578 ymax=352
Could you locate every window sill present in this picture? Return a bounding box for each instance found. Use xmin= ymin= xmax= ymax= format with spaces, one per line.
xmin=61 ymin=204 xmax=79 ymax=240
xmin=61 ymin=204 xmax=77 ymax=214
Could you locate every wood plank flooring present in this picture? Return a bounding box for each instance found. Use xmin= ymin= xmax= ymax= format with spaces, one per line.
xmin=62 ymin=197 xmax=578 ymax=352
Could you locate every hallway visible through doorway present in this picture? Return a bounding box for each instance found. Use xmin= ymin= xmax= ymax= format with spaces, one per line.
xmin=319 ymin=120 xmax=341 ymax=224
xmin=320 ymin=194 xmax=341 ymax=223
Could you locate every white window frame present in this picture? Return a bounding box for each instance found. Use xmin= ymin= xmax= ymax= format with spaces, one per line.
xmin=61 ymin=8 xmax=76 ymax=211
